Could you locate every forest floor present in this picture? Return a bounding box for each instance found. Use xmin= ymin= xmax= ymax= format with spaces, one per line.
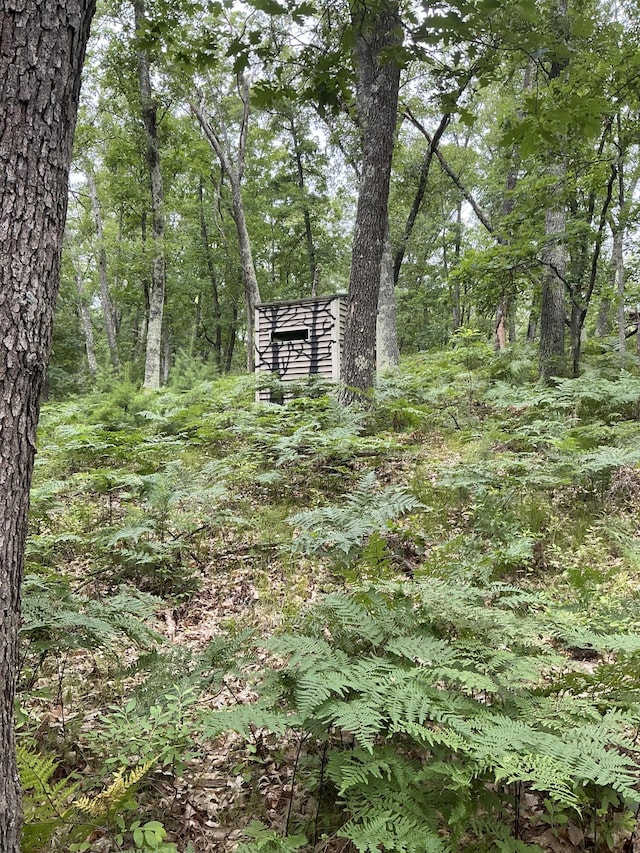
xmin=20 ymin=342 xmax=640 ymax=853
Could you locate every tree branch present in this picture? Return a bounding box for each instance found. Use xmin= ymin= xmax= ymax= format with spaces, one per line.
xmin=405 ymin=106 xmax=495 ymax=235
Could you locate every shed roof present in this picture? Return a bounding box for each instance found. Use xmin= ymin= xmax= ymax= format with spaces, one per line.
xmin=256 ymin=293 xmax=347 ymax=309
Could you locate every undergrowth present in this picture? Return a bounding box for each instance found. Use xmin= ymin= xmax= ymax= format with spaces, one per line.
xmin=19 ymin=343 xmax=640 ymax=851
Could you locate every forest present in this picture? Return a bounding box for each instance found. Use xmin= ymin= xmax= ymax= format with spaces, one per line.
xmin=4 ymin=0 xmax=640 ymax=850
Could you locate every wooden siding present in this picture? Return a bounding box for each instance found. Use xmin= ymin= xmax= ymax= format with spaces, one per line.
xmin=255 ymin=295 xmax=347 ymax=401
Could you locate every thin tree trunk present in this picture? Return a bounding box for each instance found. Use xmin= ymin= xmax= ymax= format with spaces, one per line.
xmin=198 ymin=180 xmax=222 ymax=369
xmin=0 ymin=0 xmax=94 ymax=848
xmin=340 ymin=1 xmax=402 ymax=401
xmin=225 ymin=303 xmax=238 ymax=372
xmin=612 ymin=124 xmax=640 ymax=362
xmin=190 ymin=83 xmax=261 ymax=372
xmin=229 ymin=176 xmax=260 ymax=371
xmin=376 ymin=223 xmax=400 ymax=371
xmin=615 ymin=227 xmax=626 ymax=358
xmin=161 ymin=325 xmax=170 ymax=385
xmin=493 ymin=62 xmax=533 ymax=348
xmin=538 ymin=0 xmax=569 ymax=379
xmin=452 ymin=202 xmax=463 ymax=331
xmin=190 ymin=290 xmax=202 ymax=357
xmin=289 ymin=115 xmax=317 ymax=287
xmin=569 ymin=301 xmax=587 ymax=378
xmin=74 ymin=270 xmax=98 ymax=374
xmin=85 ymin=165 xmax=119 ymax=366
xmin=539 ymin=184 xmax=567 ymax=378
xmin=595 ymin=298 xmax=611 ymax=337
xmin=135 ymin=0 xmax=166 ymax=390
xmin=393 ymin=112 xmax=451 ymax=286
xmin=136 ymin=212 xmax=150 ymax=360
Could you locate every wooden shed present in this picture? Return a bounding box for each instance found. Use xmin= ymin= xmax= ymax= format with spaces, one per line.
xmin=254 ymin=294 xmax=348 ymax=402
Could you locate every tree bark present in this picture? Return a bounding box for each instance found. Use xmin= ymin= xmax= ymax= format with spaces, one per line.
xmin=135 ymin=0 xmax=166 ymax=390
xmin=0 ymin=0 xmax=94 ymax=847
xmin=85 ymin=165 xmax=119 ymax=366
xmin=340 ymin=0 xmax=402 ymax=402
xmin=376 ymin=223 xmax=400 ymax=371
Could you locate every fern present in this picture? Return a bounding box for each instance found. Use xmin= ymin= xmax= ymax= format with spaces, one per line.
xmin=243 ymin=578 xmax=640 ymax=851
xmin=75 ymin=759 xmax=155 ymax=817
xmin=18 ymin=743 xmax=78 ymax=853
xmin=289 ymin=471 xmax=421 ymax=563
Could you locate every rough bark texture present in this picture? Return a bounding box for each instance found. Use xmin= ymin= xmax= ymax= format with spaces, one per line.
xmin=340 ymin=0 xmax=402 ymax=402
xmin=376 ymin=225 xmax=400 ymax=371
xmin=135 ymin=0 xmax=166 ymax=390
xmin=86 ymin=165 xmax=119 ymax=366
xmin=0 ymin=0 xmax=94 ymax=847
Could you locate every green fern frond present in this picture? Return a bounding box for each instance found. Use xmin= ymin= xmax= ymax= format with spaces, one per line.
xmin=321 ymin=699 xmax=387 ymax=750
xmin=494 ymin=753 xmax=578 ymax=804
xmin=18 ymin=743 xmax=78 ymax=853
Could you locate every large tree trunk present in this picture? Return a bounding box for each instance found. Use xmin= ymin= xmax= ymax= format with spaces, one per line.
xmin=85 ymin=166 xmax=119 ymax=366
xmin=0 ymin=0 xmax=94 ymax=848
xmin=135 ymin=0 xmax=166 ymax=390
xmin=340 ymin=1 xmax=402 ymax=402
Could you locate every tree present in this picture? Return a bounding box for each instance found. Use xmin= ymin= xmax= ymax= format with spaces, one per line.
xmin=0 ymin=0 xmax=95 ymax=847
xmin=135 ymin=0 xmax=167 ymax=389
xmin=84 ymin=162 xmax=120 ymax=367
xmin=190 ymin=72 xmax=262 ymax=372
xmin=340 ymin=0 xmax=402 ymax=402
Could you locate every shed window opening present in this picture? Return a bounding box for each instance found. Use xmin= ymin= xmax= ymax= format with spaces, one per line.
xmin=271 ymin=327 xmax=309 ymax=343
